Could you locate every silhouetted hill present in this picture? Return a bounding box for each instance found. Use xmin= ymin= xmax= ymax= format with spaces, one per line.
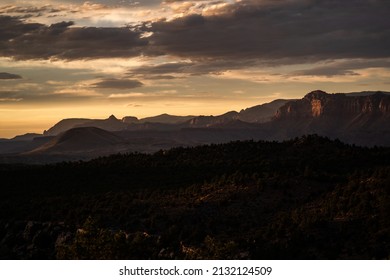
xmin=0 ymin=136 xmax=53 ymax=155
xmin=139 ymin=114 xmax=195 ymax=124
xmin=43 ymin=118 xmax=93 ymax=136
xmin=11 ymin=133 xmax=42 ymax=141
xmin=27 ymin=127 xmax=125 ymax=155
xmin=43 ymin=115 xmax=128 ymax=136
xmin=185 ymin=100 xmax=292 ymax=126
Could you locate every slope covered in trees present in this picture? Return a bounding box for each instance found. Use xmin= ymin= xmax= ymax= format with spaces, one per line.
xmin=0 ymin=135 xmax=389 ymax=259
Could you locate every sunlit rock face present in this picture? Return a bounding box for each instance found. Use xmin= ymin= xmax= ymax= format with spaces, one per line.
xmin=275 ymin=90 xmax=390 ymax=119
xmin=272 ymin=90 xmax=390 ymax=146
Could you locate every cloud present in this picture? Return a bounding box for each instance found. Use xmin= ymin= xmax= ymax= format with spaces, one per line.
xmin=160 ymin=89 xmax=177 ymax=94
xmin=53 ymin=88 xmax=102 ymax=97
xmin=0 ymin=72 xmax=22 ymax=79
xmin=108 ymin=93 xmax=146 ymax=98
xmin=293 ymin=68 xmax=360 ymax=77
xmin=163 ymin=0 xmax=205 ymax=2
xmin=51 ymin=0 xmax=161 ymax=7
xmin=0 ymin=5 xmax=61 ymax=16
xmin=0 ymin=98 xmax=23 ymax=102
xmin=108 ymin=90 xmax=178 ymax=99
xmin=126 ymin=103 xmax=143 ymax=107
xmin=130 ymin=62 xmax=193 ymax=75
xmin=291 ymin=59 xmax=390 ymax=77
xmin=146 ymin=0 xmax=390 ymax=63
xmin=144 ymin=75 xmax=176 ymax=80
xmin=129 ymin=59 xmax=257 ymax=78
xmin=0 ymin=15 xmax=147 ymax=60
xmin=1 ymin=0 xmax=390 ymax=77
xmin=93 ymin=78 xmax=143 ymax=89
xmin=0 ymin=90 xmax=24 ymax=102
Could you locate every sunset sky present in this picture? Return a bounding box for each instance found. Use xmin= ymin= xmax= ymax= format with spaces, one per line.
xmin=1 ymin=0 xmax=390 ymax=138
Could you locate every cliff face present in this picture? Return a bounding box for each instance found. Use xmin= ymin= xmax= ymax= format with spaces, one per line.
xmin=270 ymin=90 xmax=390 ymax=146
xmin=275 ymin=90 xmax=390 ymax=119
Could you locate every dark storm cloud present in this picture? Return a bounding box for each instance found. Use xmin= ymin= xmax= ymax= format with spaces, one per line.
xmin=2 ymin=0 xmax=390 ymax=66
xmin=0 ymin=16 xmax=42 ymax=40
xmin=93 ymin=78 xmax=143 ymax=89
xmin=147 ymin=0 xmax=390 ymax=63
xmin=0 ymin=16 xmax=147 ymax=60
xmin=0 ymin=72 xmax=22 ymax=79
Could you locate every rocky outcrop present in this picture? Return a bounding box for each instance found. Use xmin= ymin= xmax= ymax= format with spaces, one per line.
xmin=122 ymin=116 xmax=139 ymax=124
xmin=275 ymin=90 xmax=390 ymax=119
xmin=271 ymin=90 xmax=390 ymax=146
xmin=186 ymin=111 xmax=239 ymax=127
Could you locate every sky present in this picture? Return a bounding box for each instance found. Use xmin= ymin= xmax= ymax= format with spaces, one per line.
xmin=0 ymin=0 xmax=390 ymax=138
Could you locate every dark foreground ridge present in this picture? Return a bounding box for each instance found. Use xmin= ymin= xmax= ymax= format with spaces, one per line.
xmin=0 ymin=135 xmax=389 ymax=259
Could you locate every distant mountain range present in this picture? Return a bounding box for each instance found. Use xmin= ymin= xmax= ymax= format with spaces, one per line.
xmin=42 ymin=98 xmax=289 ymax=136
xmin=1 ymin=90 xmax=389 ymax=163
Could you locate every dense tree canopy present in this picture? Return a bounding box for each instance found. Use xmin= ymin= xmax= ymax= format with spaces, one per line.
xmin=0 ymin=135 xmax=389 ymax=259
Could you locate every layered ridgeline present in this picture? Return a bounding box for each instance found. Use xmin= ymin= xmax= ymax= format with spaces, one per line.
xmin=37 ymin=90 xmax=390 ymax=141
xmin=42 ymin=98 xmax=289 ymax=136
xmin=0 ymin=90 xmax=389 ymax=162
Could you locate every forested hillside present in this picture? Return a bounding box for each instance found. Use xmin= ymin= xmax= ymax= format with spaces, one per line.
xmin=0 ymin=135 xmax=389 ymax=259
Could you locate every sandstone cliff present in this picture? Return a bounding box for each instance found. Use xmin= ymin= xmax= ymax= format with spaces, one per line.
xmin=271 ymin=90 xmax=390 ymax=146
xmin=275 ymin=90 xmax=390 ymax=119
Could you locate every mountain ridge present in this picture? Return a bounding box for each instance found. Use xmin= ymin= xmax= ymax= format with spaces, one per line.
xmin=42 ymin=98 xmax=292 ymax=136
xmin=27 ymin=127 xmax=126 ymax=156
xmin=1 ymin=90 xmax=390 ymax=162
